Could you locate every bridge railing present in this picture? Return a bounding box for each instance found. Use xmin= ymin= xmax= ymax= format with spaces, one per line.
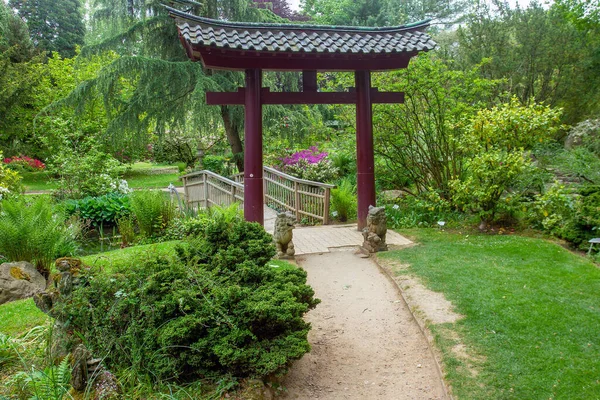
xmin=232 ymin=166 xmax=335 ymax=225
xmin=180 ymin=170 xmax=244 ymax=210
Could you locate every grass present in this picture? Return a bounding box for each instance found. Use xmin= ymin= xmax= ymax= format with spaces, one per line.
xmin=81 ymin=240 xmax=180 ymax=273
xmin=20 ymin=162 xmax=183 ymax=193
xmin=0 ymin=299 xmax=49 ymax=337
xmin=20 ymin=171 xmax=58 ymax=191
xmin=379 ymin=229 xmax=600 ymax=399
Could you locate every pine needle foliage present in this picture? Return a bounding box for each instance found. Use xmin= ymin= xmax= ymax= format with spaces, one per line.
xmin=49 ymin=0 xmax=317 ymax=171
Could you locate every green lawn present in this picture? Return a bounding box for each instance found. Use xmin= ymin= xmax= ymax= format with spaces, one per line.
xmin=20 ymin=171 xmax=58 ymax=191
xmin=81 ymin=240 xmax=180 ymax=273
xmin=379 ymin=229 xmax=600 ymax=399
xmin=0 ymin=298 xmax=48 ymax=337
xmin=21 ymin=162 xmax=183 ymax=193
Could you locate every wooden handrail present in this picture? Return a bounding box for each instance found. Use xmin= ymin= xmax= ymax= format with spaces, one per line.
xmin=262 ymin=166 xmax=336 ymax=189
xmin=180 ymin=170 xmax=243 ymax=188
xmin=181 ymin=167 xmax=334 ymax=224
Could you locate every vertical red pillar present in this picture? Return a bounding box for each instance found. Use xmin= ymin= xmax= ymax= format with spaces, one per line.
xmin=244 ymin=69 xmax=264 ymax=225
xmin=355 ymin=70 xmax=376 ymax=230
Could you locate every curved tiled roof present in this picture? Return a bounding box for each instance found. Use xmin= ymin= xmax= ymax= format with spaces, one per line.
xmin=167 ymin=7 xmax=436 ymax=55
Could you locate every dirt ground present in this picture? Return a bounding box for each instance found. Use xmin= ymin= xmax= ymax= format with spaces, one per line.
xmin=281 ymin=251 xmax=449 ymax=399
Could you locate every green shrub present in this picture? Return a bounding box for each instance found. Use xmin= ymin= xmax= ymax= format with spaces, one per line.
xmin=0 ymin=151 xmax=23 ymax=200
xmin=56 ymin=217 xmax=319 ymax=383
xmin=64 ymin=193 xmax=131 ymax=227
xmin=0 ymin=198 xmax=80 ymax=277
xmin=130 ymin=190 xmax=176 ymax=237
xmin=384 ymin=191 xmax=461 ymax=228
xmin=530 ymin=183 xmax=600 ymax=247
xmin=50 ymin=146 xmax=127 ymax=200
xmin=450 ymin=150 xmax=530 ymax=226
xmin=331 ymin=178 xmax=356 ymax=222
xmin=201 ymin=154 xmax=235 ymax=176
xmin=175 ymin=162 xmax=187 ymax=173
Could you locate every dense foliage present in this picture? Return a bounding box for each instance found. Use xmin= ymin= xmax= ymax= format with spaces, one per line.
xmin=0 ymin=197 xmax=80 ymax=276
xmin=56 ymin=216 xmax=319 ymax=382
xmin=0 ymin=152 xmax=22 ymax=199
xmin=65 ymin=193 xmax=131 ymax=227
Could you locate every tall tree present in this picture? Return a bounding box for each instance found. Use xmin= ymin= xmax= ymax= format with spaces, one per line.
xmin=55 ymin=0 xmax=297 ymax=171
xmin=9 ymin=0 xmax=85 ymax=57
xmin=0 ymin=2 xmax=44 ymax=154
xmin=456 ymin=1 xmax=600 ymax=123
xmin=301 ymin=0 xmax=469 ymax=26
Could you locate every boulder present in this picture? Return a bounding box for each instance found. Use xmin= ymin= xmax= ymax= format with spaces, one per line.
xmin=0 ymin=261 xmax=46 ymax=305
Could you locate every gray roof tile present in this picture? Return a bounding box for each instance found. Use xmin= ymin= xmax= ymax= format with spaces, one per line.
xmin=167 ymin=8 xmax=436 ymax=55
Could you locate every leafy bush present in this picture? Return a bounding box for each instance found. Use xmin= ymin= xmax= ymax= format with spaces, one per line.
xmin=0 ymin=151 xmax=23 ymax=200
xmin=384 ymin=191 xmax=460 ymax=228
xmin=448 ymin=98 xmax=563 ymax=227
xmin=450 ymin=151 xmax=530 ymax=226
xmin=201 ymin=154 xmax=235 ymax=176
xmin=0 ymin=198 xmax=80 ymax=277
xmin=130 ymin=190 xmax=176 ymax=237
xmin=50 ymin=146 xmax=127 ymax=200
xmin=64 ymin=193 xmax=131 ymax=227
xmin=56 ymin=216 xmax=319 ymax=383
xmin=529 ymin=183 xmax=600 ymax=247
xmin=331 ymin=178 xmax=357 ymax=222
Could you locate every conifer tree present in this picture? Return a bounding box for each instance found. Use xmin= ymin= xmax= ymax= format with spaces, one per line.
xmin=9 ymin=0 xmax=85 ymax=57
xmin=57 ymin=0 xmax=296 ymax=171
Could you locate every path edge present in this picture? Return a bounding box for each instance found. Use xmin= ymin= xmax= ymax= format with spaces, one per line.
xmin=371 ymin=251 xmax=454 ymax=400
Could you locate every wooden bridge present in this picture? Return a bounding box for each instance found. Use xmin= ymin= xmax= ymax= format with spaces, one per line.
xmin=180 ymin=166 xmax=335 ymax=225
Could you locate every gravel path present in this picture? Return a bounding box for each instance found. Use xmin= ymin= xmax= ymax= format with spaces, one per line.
xmin=281 ymin=251 xmax=448 ymax=399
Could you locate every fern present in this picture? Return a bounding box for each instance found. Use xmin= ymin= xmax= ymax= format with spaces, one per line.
xmin=0 ymin=198 xmax=80 ymax=276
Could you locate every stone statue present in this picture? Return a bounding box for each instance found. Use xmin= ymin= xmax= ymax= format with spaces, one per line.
xmin=273 ymin=212 xmax=296 ymax=259
xmin=362 ymin=205 xmax=388 ymax=253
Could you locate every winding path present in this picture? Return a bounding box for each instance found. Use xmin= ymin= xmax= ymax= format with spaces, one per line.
xmin=282 ymin=251 xmax=448 ymax=399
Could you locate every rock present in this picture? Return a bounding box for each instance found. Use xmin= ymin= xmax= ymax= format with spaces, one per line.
xmin=0 ymin=261 xmax=46 ymax=305
xmin=71 ymin=344 xmax=92 ymax=391
xmin=93 ymin=370 xmax=119 ymax=400
xmin=380 ymin=190 xmax=408 ymax=201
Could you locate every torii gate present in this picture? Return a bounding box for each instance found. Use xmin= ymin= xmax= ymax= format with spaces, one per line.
xmin=167 ymin=8 xmax=435 ymax=229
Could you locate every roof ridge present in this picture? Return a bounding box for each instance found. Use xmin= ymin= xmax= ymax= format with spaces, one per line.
xmin=164 ymin=5 xmax=431 ymax=34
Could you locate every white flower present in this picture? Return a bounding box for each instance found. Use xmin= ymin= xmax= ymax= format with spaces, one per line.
xmin=392 ymin=204 xmax=400 ymax=210
xmin=437 ymin=221 xmax=446 ymax=227
xmin=118 ymin=179 xmax=132 ymax=194
xmin=0 ymin=186 xmax=9 ymax=201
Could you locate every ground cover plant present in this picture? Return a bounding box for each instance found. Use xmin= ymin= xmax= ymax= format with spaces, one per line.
xmin=379 ymin=229 xmax=600 ymax=399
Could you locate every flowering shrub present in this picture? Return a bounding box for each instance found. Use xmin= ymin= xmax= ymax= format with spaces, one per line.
xmin=3 ymin=155 xmax=46 ymax=171
xmin=278 ymin=146 xmax=339 ymax=182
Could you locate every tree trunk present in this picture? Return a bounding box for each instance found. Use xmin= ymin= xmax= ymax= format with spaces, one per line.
xmin=221 ymin=106 xmax=244 ymax=172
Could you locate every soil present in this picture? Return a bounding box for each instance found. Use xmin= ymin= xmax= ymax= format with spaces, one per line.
xmin=281 ymin=251 xmax=449 ymax=399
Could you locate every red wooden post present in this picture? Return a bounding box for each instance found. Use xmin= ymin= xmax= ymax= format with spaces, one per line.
xmin=244 ymin=69 xmax=264 ymax=225
xmin=355 ymin=70 xmax=376 ymax=230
